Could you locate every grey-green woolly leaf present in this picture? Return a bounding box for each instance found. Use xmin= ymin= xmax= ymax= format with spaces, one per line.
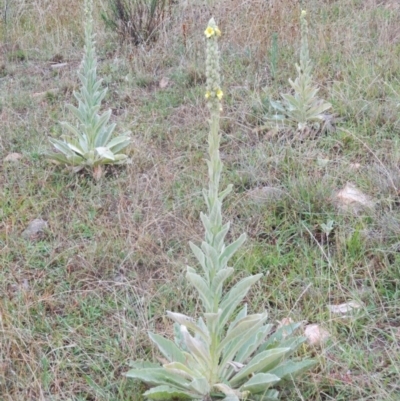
xmin=110 ymin=138 xmax=130 ymax=154
xmin=218 ymin=313 xmax=268 ymax=354
xmin=186 ymin=270 xmax=213 ymax=311
xmin=210 ymin=267 xmax=234 ymax=296
xmin=107 ymin=134 xmax=130 ymax=150
xmin=220 ymin=395 xmax=240 ymax=401
xmin=268 ymin=114 xmax=286 ymax=122
xmin=94 ymin=114 xmax=114 ymax=146
xmin=195 ymin=317 xmax=208 ymax=341
xmin=123 ymin=368 xmax=189 ymax=389
xmin=188 ymin=377 xmax=210 ymax=396
xmin=233 ymin=323 xmax=273 ymax=363
xmin=180 ymin=327 xmax=211 ymax=368
xmin=66 ymin=103 xmax=85 ymax=121
xmin=209 ymin=202 xmax=223 ymax=229
xmin=201 ymin=242 xmax=220 ymax=274
xmin=47 ymin=152 xmax=78 ymax=165
xmin=200 ymin=212 xmax=213 ymax=234
xmin=163 ymin=362 xmax=197 ymax=381
xmin=148 ymin=332 xmax=186 ymax=364
xmin=96 ymin=154 xmax=128 ymax=165
xmin=269 ymin=359 xmax=316 ymax=380
xmin=174 ymin=322 xmax=188 ymax=352
xmin=254 ymin=389 xmax=280 ymax=401
xmin=304 ymin=86 xmax=320 ymax=99
xmin=219 ymin=274 xmax=262 ymax=328
xmin=49 ymin=139 xmax=76 ymax=157
xmin=269 ymin=100 xmax=286 ymax=112
xmin=93 ymin=109 xmax=112 ymax=137
xmin=67 ymin=143 xmax=86 ymax=156
xmin=203 ymin=311 xmax=221 ymax=335
xmin=128 ymin=360 xmax=161 ymax=369
xmin=111 ymin=154 xmax=129 ymax=162
xmin=213 ymin=383 xmax=242 ymax=399
xmin=189 ymin=242 xmax=207 ymax=276
xmin=219 ymin=233 xmax=246 ymax=265
xmin=229 ymin=348 xmax=290 ymax=386
xmin=260 ymin=322 xmax=303 ymax=351
xmin=288 ymin=79 xmax=302 ymax=94
xmin=143 ymin=385 xmax=194 ymax=400
xmin=166 ymin=312 xmax=210 ymax=343
xmin=218 ymin=184 xmax=232 ymax=202
xmin=219 ymin=324 xmax=272 ymax=373
xmin=96 ymin=146 xmax=115 ymax=160
xmin=202 ymin=188 xmax=211 ymax=211
xmin=240 ymin=373 xmax=280 ymax=393
xmin=277 ymin=335 xmax=307 ymax=351
xmin=213 ymin=221 xmax=230 ymax=250
xmin=307 ymin=102 xmax=332 ymax=117
xmin=60 ymin=122 xmax=88 ymax=149
xmin=228 ymin=304 xmax=247 ymax=333
xmin=281 ymin=93 xmax=302 ymax=110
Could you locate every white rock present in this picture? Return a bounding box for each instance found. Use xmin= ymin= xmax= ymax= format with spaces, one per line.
xmin=304 ymin=324 xmax=330 ymax=346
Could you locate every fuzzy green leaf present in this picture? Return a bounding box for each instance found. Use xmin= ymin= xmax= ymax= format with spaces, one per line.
xmin=240 ymin=373 xmax=280 ymax=393
xmin=167 ymin=312 xmax=210 ymax=343
xmin=210 ymin=267 xmax=234 ymax=297
xmin=143 ymin=385 xmax=194 ymax=400
xmin=217 ymin=313 xmax=268 ymax=354
xmin=188 ymin=377 xmax=210 ymax=395
xmin=186 ymin=269 xmax=213 ymax=311
xmin=124 ymin=368 xmax=189 ymax=390
xmin=219 ymin=274 xmax=262 ymax=328
xmin=269 ymin=359 xmax=316 ymax=380
xmin=203 ymin=310 xmax=221 ymax=336
xmin=233 ymin=324 xmax=273 ymax=363
xmin=260 ymin=322 xmax=303 ymax=351
xmin=180 ymin=326 xmax=211 ymax=368
xmin=163 ymin=362 xmax=198 ymax=381
xmin=219 ymin=233 xmax=246 ymax=266
xmin=189 ymin=242 xmax=208 ymax=277
xmin=229 ymin=348 xmax=290 ymax=386
xmin=128 ymin=360 xmax=160 ymax=369
xmin=107 ymin=134 xmax=130 ymax=152
xmin=148 ymin=332 xmax=186 ymax=364
xmin=96 ymin=146 xmax=115 ymax=160
xmin=48 ymin=139 xmax=76 ymax=157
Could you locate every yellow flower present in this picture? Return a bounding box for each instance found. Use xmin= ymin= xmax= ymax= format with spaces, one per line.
xmin=204 ymin=26 xmax=215 ymax=38
xmin=205 ymin=91 xmax=211 ymax=99
xmin=216 ymin=89 xmax=223 ymax=100
xmin=215 ymin=27 xmax=221 ymax=37
xmin=301 ymin=10 xmax=306 ymax=17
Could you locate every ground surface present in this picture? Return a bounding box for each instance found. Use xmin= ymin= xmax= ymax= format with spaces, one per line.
xmin=1 ymin=0 xmax=400 ymax=400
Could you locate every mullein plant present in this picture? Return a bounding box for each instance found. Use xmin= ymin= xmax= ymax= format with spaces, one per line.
xmin=47 ymin=0 xmax=131 ymax=180
xmin=262 ymin=10 xmax=332 ymax=134
xmin=124 ymin=19 xmax=314 ymax=401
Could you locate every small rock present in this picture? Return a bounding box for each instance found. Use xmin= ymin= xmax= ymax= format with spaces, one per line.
xmin=22 ymin=219 xmax=48 ymax=240
xmin=335 ymin=183 xmax=374 ymax=212
xmin=327 ymin=301 xmax=363 ymax=316
xmin=349 ymin=163 xmax=361 ymax=170
xmin=304 ymin=324 xmax=330 ymax=346
xmin=50 ymin=62 xmax=68 ymax=69
xmin=4 ymin=152 xmax=23 ymax=162
xmin=159 ymin=77 xmax=170 ymax=89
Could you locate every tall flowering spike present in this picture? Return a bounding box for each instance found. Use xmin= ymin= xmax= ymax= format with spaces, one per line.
xmin=205 ymin=18 xmax=223 ymax=114
xmin=204 ymin=17 xmax=225 ymax=222
xmin=200 ymin=17 xmax=243 ymax=289
xmin=300 ymin=10 xmax=310 ymax=71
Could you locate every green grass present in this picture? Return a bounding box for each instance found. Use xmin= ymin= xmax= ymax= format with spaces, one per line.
xmin=1 ymin=0 xmax=400 ymax=399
